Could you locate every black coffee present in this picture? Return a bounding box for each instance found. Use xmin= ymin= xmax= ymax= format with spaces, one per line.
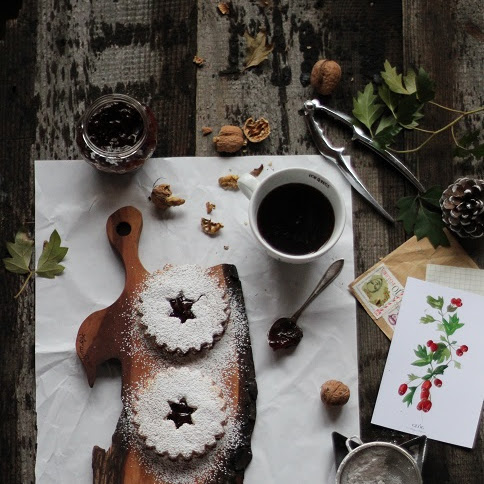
xmin=257 ymin=183 xmax=335 ymax=255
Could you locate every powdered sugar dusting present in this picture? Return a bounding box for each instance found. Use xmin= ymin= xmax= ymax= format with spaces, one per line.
xmin=137 ymin=265 xmax=229 ymax=354
xmin=115 ymin=265 xmax=255 ymax=483
xmin=133 ymin=367 xmax=227 ymax=460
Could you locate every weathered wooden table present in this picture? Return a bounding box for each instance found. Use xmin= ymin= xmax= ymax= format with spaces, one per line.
xmin=1 ymin=1 xmax=482 ymax=483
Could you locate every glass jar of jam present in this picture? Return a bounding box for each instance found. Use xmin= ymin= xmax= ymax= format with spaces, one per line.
xmin=76 ymin=94 xmax=158 ymax=174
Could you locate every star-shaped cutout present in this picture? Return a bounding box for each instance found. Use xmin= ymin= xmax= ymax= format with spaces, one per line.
xmin=166 ymin=398 xmax=196 ymax=429
xmin=169 ymin=294 xmax=196 ymax=323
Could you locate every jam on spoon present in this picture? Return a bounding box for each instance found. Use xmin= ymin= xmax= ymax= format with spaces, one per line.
xmin=268 ymin=259 xmax=344 ymax=350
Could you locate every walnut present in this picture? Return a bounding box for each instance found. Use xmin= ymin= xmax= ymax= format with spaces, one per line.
xmin=320 ymin=380 xmax=350 ymax=406
xmin=193 ymin=55 xmax=205 ymax=67
xmin=218 ymin=2 xmax=230 ymax=14
xmin=149 ymin=184 xmax=185 ymax=210
xmin=206 ymin=201 xmax=216 ymax=214
xmin=250 ymin=164 xmax=264 ymax=177
xmin=201 ymin=218 xmax=224 ymax=235
xmin=213 ymin=126 xmax=246 ymax=153
xmin=201 ymin=126 xmax=213 ymax=136
xmin=310 ymin=59 xmax=342 ymax=95
xmin=243 ymin=117 xmax=271 ymax=142
xmin=218 ymin=174 xmax=239 ymax=190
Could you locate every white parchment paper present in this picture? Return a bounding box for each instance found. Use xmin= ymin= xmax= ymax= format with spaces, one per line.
xmin=35 ymin=156 xmax=359 ymax=483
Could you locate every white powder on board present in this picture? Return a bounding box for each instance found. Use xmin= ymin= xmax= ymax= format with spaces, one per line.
xmin=137 ymin=265 xmax=229 ymax=354
xmin=117 ymin=268 xmax=254 ymax=484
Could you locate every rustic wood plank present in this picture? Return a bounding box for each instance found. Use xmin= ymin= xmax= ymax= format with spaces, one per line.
xmin=403 ymin=2 xmax=484 ymax=482
xmin=0 ymin=0 xmax=38 ymax=483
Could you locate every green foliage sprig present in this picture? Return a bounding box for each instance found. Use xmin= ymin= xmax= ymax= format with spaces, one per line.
xmin=3 ymin=229 xmax=68 ymax=298
xmin=352 ymin=60 xmax=484 ymax=157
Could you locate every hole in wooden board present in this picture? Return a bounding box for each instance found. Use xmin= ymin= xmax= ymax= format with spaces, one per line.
xmin=116 ymin=222 xmax=131 ymax=236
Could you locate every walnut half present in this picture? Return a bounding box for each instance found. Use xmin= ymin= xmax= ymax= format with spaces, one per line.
xmin=201 ymin=218 xmax=224 ymax=235
xmin=218 ymin=174 xmax=239 ymax=190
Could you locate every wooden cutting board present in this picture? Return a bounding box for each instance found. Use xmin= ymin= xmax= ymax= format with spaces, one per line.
xmin=76 ymin=206 xmax=257 ymax=484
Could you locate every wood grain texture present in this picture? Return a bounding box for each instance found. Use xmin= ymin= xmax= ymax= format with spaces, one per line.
xmin=1 ymin=0 xmax=482 ymax=482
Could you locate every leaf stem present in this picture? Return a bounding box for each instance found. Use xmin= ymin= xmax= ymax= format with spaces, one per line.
xmin=15 ymin=270 xmax=33 ymax=299
xmin=428 ymin=101 xmax=466 ymax=114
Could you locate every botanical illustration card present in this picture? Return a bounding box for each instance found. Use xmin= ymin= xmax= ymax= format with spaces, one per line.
xmin=372 ymin=278 xmax=484 ymax=448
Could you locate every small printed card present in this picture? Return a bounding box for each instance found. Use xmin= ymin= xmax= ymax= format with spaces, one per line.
xmin=372 ymin=278 xmax=484 ymax=448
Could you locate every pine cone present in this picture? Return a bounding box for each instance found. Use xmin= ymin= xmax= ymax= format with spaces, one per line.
xmin=440 ymin=177 xmax=484 ymax=238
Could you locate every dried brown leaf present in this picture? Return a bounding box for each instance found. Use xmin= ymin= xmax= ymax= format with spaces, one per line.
xmin=250 ymin=164 xmax=264 ymax=177
xmin=243 ymin=30 xmax=274 ymax=71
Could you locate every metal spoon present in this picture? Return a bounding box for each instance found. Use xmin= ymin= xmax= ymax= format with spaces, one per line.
xmin=268 ymin=259 xmax=344 ymax=350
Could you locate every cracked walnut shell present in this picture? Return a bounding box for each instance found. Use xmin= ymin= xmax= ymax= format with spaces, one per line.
xmin=150 ymin=184 xmax=185 ymax=210
xmin=320 ymin=380 xmax=350 ymax=406
xmin=243 ymin=117 xmax=271 ymax=142
xmin=213 ymin=126 xmax=246 ymax=153
xmin=310 ymin=59 xmax=342 ymax=96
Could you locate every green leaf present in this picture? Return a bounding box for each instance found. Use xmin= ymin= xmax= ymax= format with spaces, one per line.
xmin=396 ymin=195 xmax=419 ymax=234
xmin=352 ymin=83 xmax=385 ymax=133
xmin=453 ymin=361 xmax=461 ymax=369
xmin=414 ymin=344 xmax=428 ymax=359
xmin=407 ymin=373 xmax=420 ymax=382
xmin=3 ymin=229 xmax=34 ymax=275
xmin=416 ymin=67 xmax=436 ymax=103
xmin=414 ymin=205 xmax=449 ymax=248
xmin=442 ymin=313 xmax=464 ymax=336
xmin=402 ymin=386 xmax=417 ymax=407
xmin=396 ymin=93 xmax=423 ymax=126
xmin=36 ymin=230 xmax=68 ymax=279
xmin=420 ymin=186 xmax=443 ymax=210
xmin=378 ymin=84 xmax=399 ymax=116
xmin=381 ymin=60 xmax=410 ymax=94
xmin=432 ymin=343 xmax=447 ymax=362
xmin=420 ymin=314 xmax=436 ymax=324
xmin=427 ymin=295 xmax=444 ymax=310
xmin=403 ymin=68 xmax=417 ymax=94
xmin=373 ymin=120 xmax=402 ymax=148
xmin=432 ymin=364 xmax=448 ymax=376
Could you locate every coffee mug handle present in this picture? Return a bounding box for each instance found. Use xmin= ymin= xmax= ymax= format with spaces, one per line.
xmin=237 ymin=173 xmax=259 ymax=200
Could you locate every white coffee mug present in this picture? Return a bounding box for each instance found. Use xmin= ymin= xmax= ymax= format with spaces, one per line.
xmin=238 ymin=167 xmax=346 ymax=264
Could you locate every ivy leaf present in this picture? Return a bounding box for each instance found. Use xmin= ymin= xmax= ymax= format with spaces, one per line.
xmin=36 ymin=230 xmax=68 ymax=279
xmin=416 ymin=67 xmax=436 ymax=103
xmin=402 ymin=386 xmax=417 ymax=407
xmin=352 ymin=83 xmax=385 ymax=134
xmin=427 ymin=295 xmax=444 ymax=310
xmin=381 ymin=60 xmax=410 ymax=94
xmin=420 ymin=186 xmax=444 ymax=210
xmin=243 ymin=30 xmax=274 ymax=70
xmin=414 ymin=205 xmax=449 ymax=248
xmin=396 ymin=195 xmax=419 ymax=234
xmin=3 ymin=229 xmax=34 ymax=274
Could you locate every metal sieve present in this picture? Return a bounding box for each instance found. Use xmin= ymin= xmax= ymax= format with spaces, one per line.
xmin=335 ymin=436 xmax=422 ymax=484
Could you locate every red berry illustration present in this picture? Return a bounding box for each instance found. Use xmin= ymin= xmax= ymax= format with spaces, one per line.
xmin=398 ymin=383 xmax=408 ymax=395
xmin=416 ymin=401 xmax=423 ymax=411
xmin=422 ymin=380 xmax=432 ymax=390
xmin=451 ymin=298 xmax=462 ymax=307
xmin=426 ymin=340 xmax=433 ymax=347
xmin=434 ymin=378 xmax=442 ymax=387
xmin=420 ymin=389 xmax=430 ymax=399
xmin=460 ymin=345 xmax=468 ymax=353
xmin=429 ymin=342 xmax=438 ymax=352
xmin=422 ymin=400 xmax=432 ymax=412
xmin=456 ymin=348 xmax=463 ymax=357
